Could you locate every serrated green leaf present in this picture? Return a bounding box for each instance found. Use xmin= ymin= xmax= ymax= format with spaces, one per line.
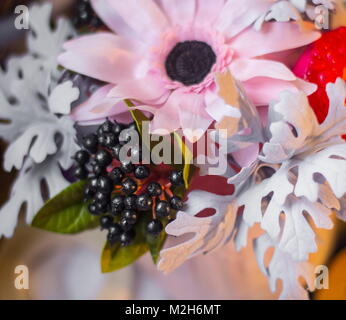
xmin=32 ymin=180 xmax=99 ymax=234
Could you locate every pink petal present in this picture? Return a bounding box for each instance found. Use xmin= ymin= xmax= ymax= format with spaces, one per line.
xmin=230 ymin=22 xmax=320 ymax=58
xmin=178 ymin=93 xmax=213 ymax=142
xmin=58 ymin=34 xmax=138 ymax=84
xmin=91 ymin=0 xmax=138 ymax=39
xmin=204 ymin=90 xmax=241 ymax=122
xmin=195 ymin=0 xmax=225 ymax=26
xmin=63 ymin=32 xmax=140 ymax=52
xmin=215 ymin=0 xmax=274 ymax=38
xmin=159 ymin=0 xmax=196 ymax=26
xmin=242 ymin=77 xmax=313 ymax=106
xmin=105 ymin=0 xmax=169 ymax=42
xmin=150 ymin=91 xmax=182 ymax=135
xmin=230 ymin=58 xmax=296 ymax=82
xmin=70 ymin=84 xmax=132 ymax=124
xmin=107 ymin=77 xmax=169 ymax=104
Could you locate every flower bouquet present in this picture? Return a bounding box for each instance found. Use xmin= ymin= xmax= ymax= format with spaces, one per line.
xmin=1 ymin=0 xmax=346 ymax=300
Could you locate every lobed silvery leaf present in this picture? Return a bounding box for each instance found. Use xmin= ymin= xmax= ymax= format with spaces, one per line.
xmin=158 ymin=190 xmax=236 ymax=273
xmin=0 ymin=3 xmax=79 ymax=238
xmin=254 ymin=233 xmax=315 ymax=300
xmin=0 ymin=155 xmax=70 ymax=238
xmin=0 ymin=57 xmax=79 ymax=171
xmin=255 ymin=0 xmax=335 ymax=28
xmin=235 ymin=79 xmax=345 ymax=259
xmin=27 ymin=3 xmax=75 ymax=80
xmin=265 ymin=1 xmax=301 ymax=22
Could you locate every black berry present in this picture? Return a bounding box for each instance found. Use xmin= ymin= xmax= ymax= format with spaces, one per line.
xmin=134 ymin=165 xmax=150 ymax=179
xmin=124 ymin=195 xmax=137 ymax=210
xmin=100 ymin=215 xmax=113 ymax=230
xmin=93 ymin=164 xmax=106 ymax=176
xmin=155 ymin=201 xmax=170 ymax=218
xmin=84 ymin=185 xmax=95 ymax=200
xmin=88 ymin=200 xmax=99 ymax=215
xmin=73 ymin=165 xmax=88 ymax=180
xmin=97 ymin=134 xmax=106 ymax=147
xmin=104 ymin=133 xmax=117 ymax=148
xmin=121 ymin=178 xmax=137 ymax=195
xmin=120 ymin=218 xmax=134 ymax=232
xmin=147 ymin=182 xmax=162 ymax=197
xmin=111 ymin=144 xmax=123 ymax=161
xmin=170 ymin=196 xmax=184 ymax=210
xmin=120 ymin=230 xmax=136 ymax=246
xmin=122 ymin=210 xmax=138 ymax=224
xmin=111 ymin=195 xmax=125 ymax=215
xmin=136 ymin=194 xmax=153 ymax=211
xmin=120 ymin=160 xmax=135 ymax=174
xmin=88 ymin=176 xmax=99 ymax=191
xmin=97 ymin=176 xmax=114 ymax=194
xmin=169 ymin=170 xmax=184 ymax=186
xmin=74 ymin=150 xmax=90 ymax=165
xmin=107 ymin=223 xmax=122 ymax=245
xmin=95 ymin=201 xmax=108 ymax=214
xmin=95 ymin=149 xmax=112 ymax=167
xmin=94 ymin=191 xmax=110 ymax=204
xmin=109 ymin=167 xmax=124 ymax=184
xmin=146 ymin=219 xmax=163 ymax=236
xmin=112 ymin=122 xmax=124 ymax=136
xmin=82 ymin=133 xmax=98 ymax=153
xmin=99 ymin=119 xmax=114 ymax=134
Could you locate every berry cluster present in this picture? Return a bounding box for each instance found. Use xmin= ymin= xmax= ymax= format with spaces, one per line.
xmin=72 ymin=119 xmax=185 ymax=247
xmin=73 ymin=0 xmax=104 ymax=29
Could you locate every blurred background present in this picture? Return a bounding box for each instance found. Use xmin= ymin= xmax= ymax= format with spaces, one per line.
xmin=0 ymin=0 xmax=346 ymax=300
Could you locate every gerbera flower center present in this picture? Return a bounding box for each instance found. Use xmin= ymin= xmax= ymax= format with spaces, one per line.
xmin=165 ymin=40 xmax=216 ymax=86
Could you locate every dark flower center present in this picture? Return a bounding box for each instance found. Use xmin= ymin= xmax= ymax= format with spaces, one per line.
xmin=165 ymin=40 xmax=216 ymax=86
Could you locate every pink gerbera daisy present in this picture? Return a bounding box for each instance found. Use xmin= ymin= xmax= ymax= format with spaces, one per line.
xmin=59 ymin=0 xmax=320 ymax=141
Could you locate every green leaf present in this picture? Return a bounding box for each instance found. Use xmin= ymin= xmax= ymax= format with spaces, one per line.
xmin=32 ymin=180 xmax=99 ymax=234
xmin=101 ymin=217 xmax=149 ymax=272
xmin=146 ymin=222 xmax=167 ymax=264
xmin=101 ymin=240 xmax=149 ymax=273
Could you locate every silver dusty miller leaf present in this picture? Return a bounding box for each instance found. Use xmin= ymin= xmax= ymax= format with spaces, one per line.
xmin=231 ymin=78 xmax=346 ymax=298
xmin=0 ymin=156 xmax=70 ymax=238
xmin=254 ymin=0 xmax=335 ymax=28
xmin=158 ymin=190 xmax=237 ymax=273
xmin=27 ymin=3 xmax=75 ymax=80
xmin=254 ymin=233 xmax=315 ymax=300
xmin=0 ymin=3 xmax=79 ymax=238
xmin=0 ymin=57 xmax=79 ymax=171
